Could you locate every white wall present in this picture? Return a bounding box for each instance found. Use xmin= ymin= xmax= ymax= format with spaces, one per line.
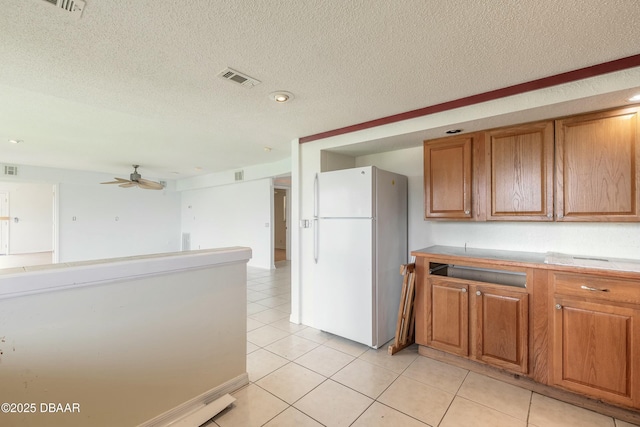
xmin=181 ymin=178 xmax=273 ymax=269
xmin=2 ymin=162 xmax=291 ymax=269
xmin=57 ymin=182 xmax=181 ymax=262
xmin=0 ymin=182 xmax=53 ymax=254
xmin=0 ymin=165 xmax=182 ymax=264
xmin=177 ymin=158 xmax=290 ymax=191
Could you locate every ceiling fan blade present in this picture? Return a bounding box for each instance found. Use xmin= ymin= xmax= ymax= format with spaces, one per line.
xmin=99 ymin=167 xmax=162 ymax=190
xmin=101 ymin=177 xmax=130 ymax=185
xmin=138 ymin=178 xmax=164 ymax=190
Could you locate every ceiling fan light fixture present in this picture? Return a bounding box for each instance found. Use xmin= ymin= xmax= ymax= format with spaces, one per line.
xmin=100 ymin=165 xmax=164 ymax=190
xmin=269 ymin=91 xmax=294 ymax=103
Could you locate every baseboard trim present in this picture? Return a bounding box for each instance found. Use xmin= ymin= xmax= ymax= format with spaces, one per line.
xmin=138 ymin=373 xmax=249 ymax=427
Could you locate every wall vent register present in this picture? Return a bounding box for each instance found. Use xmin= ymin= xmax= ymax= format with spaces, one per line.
xmin=3 ymin=165 xmax=18 ymax=176
xmin=217 ymin=68 xmax=261 ymax=88
xmin=41 ymin=0 xmax=85 ymax=18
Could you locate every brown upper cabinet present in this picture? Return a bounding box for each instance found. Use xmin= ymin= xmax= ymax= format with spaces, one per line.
xmin=555 ymin=107 xmax=640 ymax=221
xmin=424 ymin=133 xmax=484 ymax=220
xmin=424 ymin=106 xmax=640 ymax=222
xmin=485 ymin=121 xmax=554 ymax=221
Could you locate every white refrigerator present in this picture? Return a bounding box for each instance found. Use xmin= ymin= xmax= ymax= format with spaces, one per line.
xmin=314 ymin=166 xmax=408 ymax=348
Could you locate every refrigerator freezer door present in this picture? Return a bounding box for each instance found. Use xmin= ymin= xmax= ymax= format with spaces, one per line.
xmin=318 ymin=167 xmax=373 ymax=218
xmin=316 ymin=218 xmax=374 ymax=347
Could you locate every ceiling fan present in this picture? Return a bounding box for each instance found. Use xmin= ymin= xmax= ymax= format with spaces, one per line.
xmin=101 ymin=165 xmax=164 ymax=190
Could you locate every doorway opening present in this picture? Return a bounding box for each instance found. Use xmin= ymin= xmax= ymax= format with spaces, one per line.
xmin=273 ymin=187 xmax=288 ymax=263
xmin=0 ymin=182 xmax=56 ymax=269
xmin=0 ymin=191 xmax=8 ymax=256
xmin=272 ymin=178 xmax=291 ymax=267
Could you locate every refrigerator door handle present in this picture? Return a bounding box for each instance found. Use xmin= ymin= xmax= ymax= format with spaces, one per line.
xmin=314 ymin=173 xmax=319 ymax=218
xmin=314 ymin=218 xmax=319 ymax=263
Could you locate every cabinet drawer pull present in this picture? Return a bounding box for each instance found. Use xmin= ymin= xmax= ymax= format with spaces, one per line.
xmin=580 ymin=285 xmax=610 ymax=292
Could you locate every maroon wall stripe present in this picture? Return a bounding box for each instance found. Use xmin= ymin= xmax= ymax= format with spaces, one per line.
xmin=299 ymin=53 xmax=640 ymax=144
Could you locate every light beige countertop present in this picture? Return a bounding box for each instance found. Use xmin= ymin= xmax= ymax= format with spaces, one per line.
xmin=412 ymin=245 xmax=640 ymax=275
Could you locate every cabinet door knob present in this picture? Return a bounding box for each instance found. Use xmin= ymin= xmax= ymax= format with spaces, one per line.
xmin=555 ymin=304 xmax=562 ymax=310
xmin=476 ymin=291 xmax=482 ymax=296
xmin=547 ymin=213 xmax=552 ymax=218
xmin=461 ymin=288 xmax=467 ymax=293
xmin=464 ymin=210 xmax=470 ymax=215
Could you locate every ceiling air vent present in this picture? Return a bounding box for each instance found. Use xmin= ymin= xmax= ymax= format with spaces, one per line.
xmin=3 ymin=165 xmax=18 ymax=176
xmin=217 ymin=68 xmax=261 ymax=88
xmin=41 ymin=0 xmax=85 ymax=18
xmin=234 ymin=170 xmax=244 ymax=181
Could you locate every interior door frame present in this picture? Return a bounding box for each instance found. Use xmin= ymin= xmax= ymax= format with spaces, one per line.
xmin=273 ymin=185 xmax=291 ymax=263
xmin=0 ymin=181 xmax=58 ymax=262
xmin=0 ymin=191 xmax=9 ymax=255
xmin=52 ymin=184 xmax=59 ymax=263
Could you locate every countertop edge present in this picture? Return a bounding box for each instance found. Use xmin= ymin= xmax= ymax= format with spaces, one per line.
xmin=411 ymin=246 xmax=640 ymax=278
xmin=0 ymin=247 xmax=253 ymax=300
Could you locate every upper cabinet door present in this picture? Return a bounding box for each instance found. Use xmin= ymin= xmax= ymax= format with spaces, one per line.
xmin=486 ymin=121 xmax=554 ymax=221
xmin=424 ymin=134 xmax=479 ymax=219
xmin=556 ymin=107 xmax=640 ymax=221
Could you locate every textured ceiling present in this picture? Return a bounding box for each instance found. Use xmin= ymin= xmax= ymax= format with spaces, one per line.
xmin=0 ymin=0 xmax=639 ymax=179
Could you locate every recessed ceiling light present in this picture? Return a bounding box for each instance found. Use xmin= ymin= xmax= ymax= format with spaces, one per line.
xmin=269 ymin=91 xmax=294 ymax=103
xmin=8 ymin=139 xmax=22 ymax=144
xmin=628 ymin=94 xmax=640 ymax=102
xmin=264 ymin=146 xmax=272 ymax=152
xmin=445 ymin=129 xmax=462 ymax=134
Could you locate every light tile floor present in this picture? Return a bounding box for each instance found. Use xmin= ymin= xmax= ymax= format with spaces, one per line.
xmin=206 ymin=261 xmax=640 ymax=427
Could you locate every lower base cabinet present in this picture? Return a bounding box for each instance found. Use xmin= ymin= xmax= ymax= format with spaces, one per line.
xmin=427 ymin=278 xmax=469 ymax=356
xmin=424 ymin=266 xmax=529 ymax=375
xmin=551 ymin=273 xmax=640 ymax=408
xmin=473 ymin=285 xmax=528 ymax=374
xmin=414 ymin=250 xmax=640 ymax=415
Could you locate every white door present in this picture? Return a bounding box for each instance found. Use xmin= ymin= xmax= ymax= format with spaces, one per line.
xmin=0 ymin=192 xmax=8 ymax=255
xmin=316 ymin=217 xmax=374 ymax=346
xmin=318 ymin=167 xmax=373 ymax=218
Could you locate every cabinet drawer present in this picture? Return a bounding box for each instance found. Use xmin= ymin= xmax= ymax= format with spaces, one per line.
xmin=553 ymin=273 xmax=640 ymax=304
